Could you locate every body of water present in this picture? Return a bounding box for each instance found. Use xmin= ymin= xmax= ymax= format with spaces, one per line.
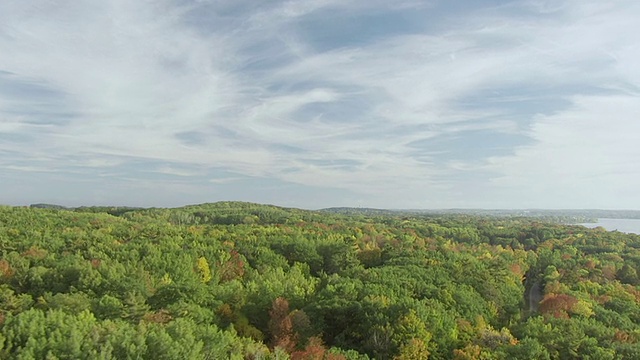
xmin=578 ymin=218 xmax=640 ymax=235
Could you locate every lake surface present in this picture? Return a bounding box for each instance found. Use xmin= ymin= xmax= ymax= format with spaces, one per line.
xmin=578 ymin=218 xmax=640 ymax=235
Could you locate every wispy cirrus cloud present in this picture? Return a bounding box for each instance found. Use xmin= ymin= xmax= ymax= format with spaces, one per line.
xmin=0 ymin=0 xmax=639 ymax=208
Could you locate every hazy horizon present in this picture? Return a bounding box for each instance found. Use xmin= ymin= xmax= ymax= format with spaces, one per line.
xmin=2 ymin=1 xmax=639 ymax=209
xmin=12 ymin=201 xmax=640 ymax=213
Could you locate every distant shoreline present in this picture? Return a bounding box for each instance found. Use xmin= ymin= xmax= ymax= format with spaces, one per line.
xmin=578 ymin=218 xmax=640 ymax=235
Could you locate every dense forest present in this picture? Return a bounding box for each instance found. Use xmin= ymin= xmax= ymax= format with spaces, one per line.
xmin=1 ymin=202 xmax=640 ymax=359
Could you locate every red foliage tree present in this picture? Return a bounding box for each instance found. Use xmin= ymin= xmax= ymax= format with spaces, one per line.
xmin=291 ymin=337 xmax=347 ymax=360
xmin=269 ymin=297 xmax=297 ymax=353
xmin=539 ymin=293 xmax=578 ymax=318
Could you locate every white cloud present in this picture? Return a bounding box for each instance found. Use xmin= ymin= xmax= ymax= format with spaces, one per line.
xmin=485 ymin=94 xmax=640 ymax=208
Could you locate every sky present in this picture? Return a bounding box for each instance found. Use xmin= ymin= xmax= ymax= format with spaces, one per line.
xmin=1 ymin=0 xmax=639 ymax=210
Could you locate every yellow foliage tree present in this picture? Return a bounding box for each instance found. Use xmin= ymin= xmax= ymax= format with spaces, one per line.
xmin=196 ymin=256 xmax=212 ymax=283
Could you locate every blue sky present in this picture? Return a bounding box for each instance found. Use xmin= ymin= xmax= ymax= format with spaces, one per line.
xmin=1 ymin=0 xmax=639 ymax=209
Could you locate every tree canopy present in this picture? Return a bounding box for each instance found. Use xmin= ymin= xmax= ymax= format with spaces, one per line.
xmin=1 ymin=203 xmax=639 ymax=359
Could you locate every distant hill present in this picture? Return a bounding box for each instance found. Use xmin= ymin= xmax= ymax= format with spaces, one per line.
xmin=29 ymin=203 xmax=69 ymax=210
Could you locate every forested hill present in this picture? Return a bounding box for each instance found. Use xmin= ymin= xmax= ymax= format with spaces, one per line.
xmin=2 ymin=203 xmax=640 ymax=359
